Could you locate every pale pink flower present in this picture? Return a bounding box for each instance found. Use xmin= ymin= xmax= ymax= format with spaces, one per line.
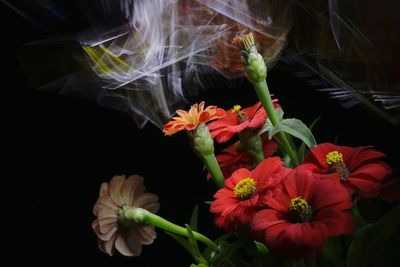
xmin=92 ymin=175 xmax=160 ymax=256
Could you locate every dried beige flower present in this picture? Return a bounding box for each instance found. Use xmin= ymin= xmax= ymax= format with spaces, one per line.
xmin=92 ymin=175 xmax=160 ymax=256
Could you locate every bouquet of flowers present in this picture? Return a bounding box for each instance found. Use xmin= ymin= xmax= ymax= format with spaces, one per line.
xmin=91 ymin=33 xmax=399 ymax=266
xmin=5 ymin=1 xmax=400 ymax=266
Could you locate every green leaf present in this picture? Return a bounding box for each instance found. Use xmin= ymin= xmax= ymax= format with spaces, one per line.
xmin=190 ymin=205 xmax=199 ymax=231
xmin=254 ymin=241 xmax=269 ymax=255
xmin=298 ymin=116 xmax=320 ymax=162
xmin=347 ymin=205 xmax=400 ymax=267
xmin=185 ymin=224 xmax=205 ymax=262
xmin=258 ymin=108 xmax=284 ymax=135
xmin=204 ymin=201 xmax=212 ymax=205
xmin=275 ymin=108 xmax=284 ymax=121
xmin=268 ymin=118 xmax=317 ymax=148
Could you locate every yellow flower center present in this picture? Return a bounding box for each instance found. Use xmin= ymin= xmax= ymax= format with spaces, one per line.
xmin=325 ymin=151 xmax=343 ymax=165
xmin=325 ymin=151 xmax=351 ymax=181
xmin=289 ymin=197 xmax=309 ymax=212
xmin=232 ymin=105 xmax=249 ymax=124
xmin=288 ymin=196 xmax=313 ymax=222
xmin=232 ymin=105 xmax=242 ymax=113
xmin=234 ymin=177 xmax=257 ymax=199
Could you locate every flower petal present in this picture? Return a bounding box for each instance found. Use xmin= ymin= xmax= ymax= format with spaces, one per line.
xmin=284 ymin=168 xmax=314 ymax=200
xmin=109 ymin=175 xmax=126 ymax=206
xmin=230 ymin=168 xmax=252 ymax=184
xmin=115 ymin=232 xmax=141 ymax=256
xmin=347 ymin=176 xmax=381 ymax=198
xmin=251 ymin=157 xmax=282 ymax=181
xmin=251 ymin=209 xmax=287 ymax=231
xmin=138 ymin=226 xmax=157 ymax=245
xmin=123 ymin=175 xmax=145 ymax=206
xmin=103 ymin=233 xmax=118 ymax=256
xmin=135 ymin=193 xmax=160 ymax=213
xmin=312 ymin=179 xmax=351 ymax=210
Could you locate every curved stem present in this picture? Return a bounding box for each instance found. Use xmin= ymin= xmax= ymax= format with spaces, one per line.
xmin=202 ymin=153 xmax=225 ymax=188
xmin=124 ymin=208 xmax=218 ymax=250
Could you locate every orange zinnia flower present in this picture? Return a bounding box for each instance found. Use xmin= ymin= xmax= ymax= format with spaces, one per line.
xmin=163 ymin=101 xmax=225 ymax=135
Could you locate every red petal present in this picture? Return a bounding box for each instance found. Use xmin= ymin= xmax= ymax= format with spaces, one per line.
xmin=230 ymin=168 xmax=252 ymax=184
xmin=305 ymin=143 xmax=338 ymax=169
xmin=266 ymin=192 xmax=290 ymax=213
xmin=352 ymin=162 xmax=391 ymax=181
xmin=251 ymin=157 xmax=282 ymax=181
xmin=347 ymin=146 xmax=385 ymax=169
xmin=312 ymin=179 xmax=351 ymax=210
xmin=264 ymin=222 xmax=291 ymax=246
xmin=243 ymin=102 xmax=262 ymax=118
xmin=347 ymin=176 xmax=381 ymax=198
xmin=225 ymin=121 xmax=250 ymax=133
xmin=284 ymin=168 xmax=315 ymax=200
xmin=207 ymin=113 xmax=236 ymax=130
xmin=251 ymin=209 xmax=287 ymax=231
xmin=248 ymin=108 xmax=267 ymax=128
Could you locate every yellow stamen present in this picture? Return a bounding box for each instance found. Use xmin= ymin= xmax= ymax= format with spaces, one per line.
xmin=325 ymin=151 xmax=343 ymax=165
xmin=289 ymin=197 xmax=313 ymax=222
xmin=234 ymin=177 xmax=256 ymax=199
xmin=232 ymin=105 xmax=242 ymax=113
xmin=289 ymin=197 xmax=309 ymax=212
xmin=325 ymin=151 xmax=351 ymax=181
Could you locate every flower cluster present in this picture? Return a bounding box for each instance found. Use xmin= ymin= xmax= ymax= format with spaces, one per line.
xmin=91 ymin=32 xmax=399 ymax=266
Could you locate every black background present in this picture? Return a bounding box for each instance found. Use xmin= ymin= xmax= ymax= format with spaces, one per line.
xmin=3 ymin=3 xmax=400 ymax=267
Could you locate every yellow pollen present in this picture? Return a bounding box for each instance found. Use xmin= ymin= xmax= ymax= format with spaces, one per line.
xmin=232 ymin=105 xmax=242 ymax=113
xmin=289 ymin=197 xmax=309 ymax=213
xmin=234 ymin=177 xmax=256 ymax=199
xmin=325 ymin=151 xmax=343 ymax=165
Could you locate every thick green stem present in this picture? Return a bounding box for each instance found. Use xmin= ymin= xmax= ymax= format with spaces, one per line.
xmin=188 ymin=123 xmax=225 ymax=188
xmin=124 ymin=208 xmax=218 ymax=250
xmin=234 ymin=32 xmax=299 ymax=167
xmin=253 ymin=81 xmax=299 ymax=166
xmin=202 ymin=154 xmax=225 ymax=188
xmin=239 ymin=132 xmax=264 ymax=164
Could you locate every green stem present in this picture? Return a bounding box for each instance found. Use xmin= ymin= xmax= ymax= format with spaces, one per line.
xmin=124 ymin=208 xmax=218 ymax=250
xmin=202 ymin=153 xmax=225 ymax=188
xmin=239 ymin=132 xmax=264 ymax=165
xmin=253 ymin=81 xmax=299 ymax=166
xmin=188 ymin=123 xmax=225 ymax=188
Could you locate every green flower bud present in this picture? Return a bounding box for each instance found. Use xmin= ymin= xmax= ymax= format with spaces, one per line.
xmin=188 ymin=123 xmax=214 ymax=156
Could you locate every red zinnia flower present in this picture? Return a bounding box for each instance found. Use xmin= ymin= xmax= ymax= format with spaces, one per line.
xmin=209 ymin=138 xmax=278 ymax=179
xmin=163 ymin=101 xmax=225 ymax=135
xmin=210 ymin=157 xmax=290 ymax=232
xmin=251 ymin=167 xmax=353 ymax=259
xmin=303 ymin=143 xmax=391 ymax=198
xmin=207 ymin=102 xmax=278 ymax=143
